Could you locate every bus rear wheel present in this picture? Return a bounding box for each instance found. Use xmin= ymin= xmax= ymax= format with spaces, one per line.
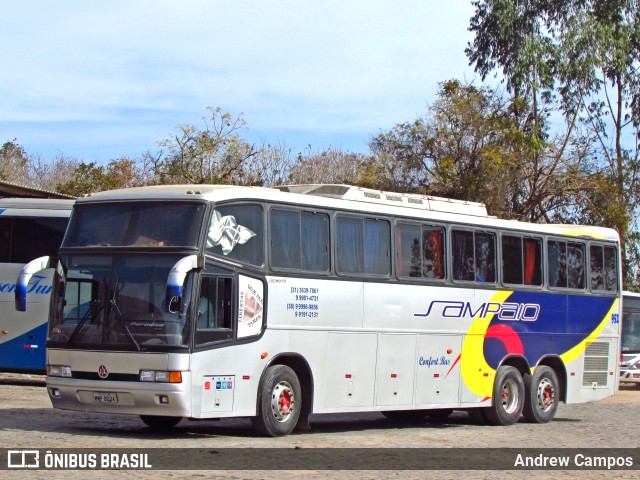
xmin=253 ymin=365 xmax=301 ymax=437
xmin=523 ymin=366 xmax=559 ymax=423
xmin=139 ymin=415 xmax=182 ymax=429
xmin=484 ymin=366 xmax=524 ymax=426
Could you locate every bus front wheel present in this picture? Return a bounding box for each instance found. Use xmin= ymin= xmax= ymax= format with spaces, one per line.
xmin=253 ymin=365 xmax=301 ymax=437
xmin=523 ymin=366 xmax=559 ymax=423
xmin=484 ymin=366 xmax=524 ymax=426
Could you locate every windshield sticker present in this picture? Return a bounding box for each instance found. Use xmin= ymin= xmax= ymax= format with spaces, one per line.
xmin=207 ymin=210 xmax=256 ymax=255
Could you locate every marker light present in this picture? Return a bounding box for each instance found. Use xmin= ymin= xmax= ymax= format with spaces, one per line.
xmin=48 ymin=365 xmax=72 ymax=377
xmin=139 ymin=370 xmax=182 ymax=383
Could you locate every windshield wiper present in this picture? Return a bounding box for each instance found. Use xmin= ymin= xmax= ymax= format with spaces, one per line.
xmin=109 ymin=299 xmax=142 ymax=351
xmin=108 ymin=279 xmax=142 ymax=351
xmin=67 ymin=299 xmax=103 ymax=345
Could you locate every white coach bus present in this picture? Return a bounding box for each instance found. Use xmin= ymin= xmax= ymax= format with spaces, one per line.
xmin=17 ymin=185 xmax=622 ymax=435
xmin=0 ymin=198 xmax=73 ymax=372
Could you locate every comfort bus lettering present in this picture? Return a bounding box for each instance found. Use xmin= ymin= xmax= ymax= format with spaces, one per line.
xmin=0 ymin=275 xmax=51 ymax=295
xmin=415 ymin=300 xmax=540 ymax=322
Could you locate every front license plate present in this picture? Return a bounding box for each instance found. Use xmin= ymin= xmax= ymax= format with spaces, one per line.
xmin=93 ymin=392 xmax=118 ymax=403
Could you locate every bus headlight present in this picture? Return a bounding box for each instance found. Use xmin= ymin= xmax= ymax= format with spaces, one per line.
xmin=48 ymin=365 xmax=72 ymax=377
xmin=139 ymin=370 xmax=182 ymax=383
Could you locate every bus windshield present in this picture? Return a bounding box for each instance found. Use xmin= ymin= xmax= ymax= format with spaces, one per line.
xmin=50 ymin=254 xmax=193 ymax=350
xmin=63 ymin=202 xmax=206 ymax=248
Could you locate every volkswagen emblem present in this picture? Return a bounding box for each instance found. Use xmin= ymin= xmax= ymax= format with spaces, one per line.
xmin=98 ymin=365 xmax=109 ymax=379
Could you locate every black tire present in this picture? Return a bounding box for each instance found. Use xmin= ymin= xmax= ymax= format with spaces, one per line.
xmin=381 ymin=409 xmax=429 ymax=422
xmin=139 ymin=415 xmax=182 ymax=429
xmin=425 ymin=408 xmax=454 ymax=421
xmin=467 ymin=407 xmax=489 ymax=425
xmin=523 ymin=366 xmax=560 ymax=423
xmin=484 ymin=366 xmax=525 ymax=426
xmin=252 ymin=365 xmax=301 ymax=437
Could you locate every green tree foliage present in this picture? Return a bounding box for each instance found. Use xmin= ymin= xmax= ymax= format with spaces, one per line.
xmin=0 ymin=140 xmax=30 ymax=183
xmin=145 ymin=107 xmax=257 ymax=185
xmin=287 ymin=145 xmax=369 ymax=186
xmin=368 ymin=79 xmax=571 ymax=221
xmin=56 ymin=158 xmax=146 ymax=197
xmin=466 ymin=0 xmax=640 ymax=287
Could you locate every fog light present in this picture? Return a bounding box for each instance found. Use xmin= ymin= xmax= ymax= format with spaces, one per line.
xmin=49 ymin=388 xmax=61 ymax=398
xmin=159 ymin=395 xmax=169 ymax=404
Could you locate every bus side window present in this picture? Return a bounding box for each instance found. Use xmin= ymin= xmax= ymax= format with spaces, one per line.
xmin=270 ymin=209 xmax=330 ymax=272
xmin=452 ymin=230 xmax=475 ymax=281
xmin=423 ymin=227 xmax=445 ymax=280
xmin=567 ymin=242 xmax=585 ymax=289
xmin=453 ymin=229 xmax=495 ymax=283
xmin=502 ymin=236 xmax=542 ymax=286
xmin=396 ymin=223 xmax=445 ymax=280
xmin=548 ymin=241 xmax=567 ymax=288
xmin=475 ymin=232 xmax=496 ymax=283
xmin=502 ymin=235 xmax=523 ymax=284
xmin=195 ymin=276 xmax=233 ymax=346
xmin=336 ymin=216 xmax=390 ymax=276
xmin=603 ymin=247 xmax=618 ymax=292
xmin=590 ymin=245 xmax=604 ymax=291
xmin=590 ymin=245 xmax=618 ymax=292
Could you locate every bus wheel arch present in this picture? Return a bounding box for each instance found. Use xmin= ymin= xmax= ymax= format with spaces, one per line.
xmin=254 ymin=353 xmax=314 ymax=435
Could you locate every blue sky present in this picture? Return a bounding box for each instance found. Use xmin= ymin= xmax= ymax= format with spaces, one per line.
xmin=1 ymin=1 xmax=478 ymax=163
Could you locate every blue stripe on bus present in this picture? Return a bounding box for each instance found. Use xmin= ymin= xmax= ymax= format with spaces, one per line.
xmin=0 ymin=323 xmax=47 ymax=372
xmin=482 ymin=292 xmax=616 ymax=369
xmin=0 ymin=209 xmax=5 ymax=214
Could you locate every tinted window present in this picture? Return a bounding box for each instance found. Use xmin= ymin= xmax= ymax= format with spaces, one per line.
xmin=301 ymin=212 xmax=330 ymax=271
xmin=270 ymin=209 xmax=329 ymax=272
xmin=65 ymin=202 xmax=205 ymax=248
xmin=452 ymin=229 xmax=496 ymax=283
xmin=337 ymin=216 xmax=390 ymax=276
xmin=195 ymin=276 xmax=233 ymax=346
xmin=271 ymin=209 xmax=300 ymax=269
xmin=502 ymin=235 xmax=542 ymax=286
xmin=396 ymin=223 xmax=445 ymax=280
xmin=207 ymin=204 xmax=264 ymax=267
xmin=0 ymin=217 xmax=68 ymax=263
xmin=590 ymin=245 xmax=618 ymax=292
xmin=548 ymin=240 xmax=585 ymax=289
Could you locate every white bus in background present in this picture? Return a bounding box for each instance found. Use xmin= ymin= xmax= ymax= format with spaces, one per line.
xmin=0 ymin=198 xmax=73 ymax=372
xmin=620 ymin=291 xmax=640 ymax=386
xmin=18 ymin=184 xmax=622 ymax=436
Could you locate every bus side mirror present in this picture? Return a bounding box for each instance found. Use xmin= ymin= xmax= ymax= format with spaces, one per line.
xmin=15 ymin=256 xmax=51 ymax=312
xmin=165 ymin=254 xmax=202 ymax=313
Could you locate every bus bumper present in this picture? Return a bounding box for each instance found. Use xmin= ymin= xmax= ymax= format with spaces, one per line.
xmin=46 ymin=375 xmax=192 ymax=417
